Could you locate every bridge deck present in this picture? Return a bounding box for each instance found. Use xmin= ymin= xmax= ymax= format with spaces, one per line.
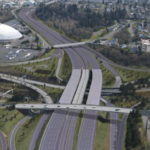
xmin=15 ymin=104 xmax=132 ymax=114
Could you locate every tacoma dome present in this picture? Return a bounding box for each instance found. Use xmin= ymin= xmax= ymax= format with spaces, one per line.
xmin=0 ymin=23 xmax=22 ymax=41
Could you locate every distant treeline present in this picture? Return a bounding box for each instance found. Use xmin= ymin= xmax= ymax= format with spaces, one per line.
xmin=35 ymin=3 xmax=127 ymax=40
xmin=125 ymin=110 xmax=147 ymax=150
xmin=0 ymin=10 xmax=14 ymax=23
xmin=92 ymin=45 xmax=150 ymax=67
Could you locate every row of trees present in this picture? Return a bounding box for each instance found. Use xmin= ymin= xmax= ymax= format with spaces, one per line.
xmin=125 ymin=110 xmax=144 ymax=150
xmin=120 ymin=83 xmax=135 ymax=95
xmin=114 ymin=29 xmax=131 ymax=44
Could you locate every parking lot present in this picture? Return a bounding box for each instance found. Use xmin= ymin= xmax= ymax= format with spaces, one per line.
xmin=0 ymin=19 xmax=42 ymax=63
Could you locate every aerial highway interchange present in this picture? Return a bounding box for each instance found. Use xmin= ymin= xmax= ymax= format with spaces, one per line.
xmin=0 ymin=7 xmax=125 ymax=150
xmin=0 ymin=2 xmax=143 ymax=150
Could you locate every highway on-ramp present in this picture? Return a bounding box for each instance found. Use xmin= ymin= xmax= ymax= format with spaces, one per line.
xmin=9 ymin=116 xmax=31 ymax=150
xmin=0 ymin=73 xmax=53 ymax=104
xmin=0 ymin=131 xmax=7 ymax=150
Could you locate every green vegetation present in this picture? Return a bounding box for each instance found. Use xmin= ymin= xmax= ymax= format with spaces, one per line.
xmin=39 ymin=49 xmax=55 ymax=59
xmin=83 ymin=28 xmax=107 ymax=41
xmin=0 ymin=57 xmax=59 ymax=84
xmin=114 ymin=28 xmax=131 ymax=44
xmin=110 ymin=83 xmax=149 ymax=107
xmin=94 ymin=112 xmax=110 ymax=150
xmin=110 ymin=95 xmax=139 ymax=108
xmin=59 ymin=52 xmax=72 ymax=81
xmin=99 ymin=62 xmax=115 ymax=87
xmin=92 ymin=45 xmax=150 ymax=67
xmin=0 ymin=109 xmax=24 ymax=137
xmin=125 ymin=110 xmax=148 ymax=150
xmin=0 ymin=79 xmax=39 ymax=103
xmin=137 ymin=91 xmax=150 ymax=99
xmin=133 ymin=77 xmax=150 ymax=89
xmin=0 ymin=143 xmax=2 ymax=150
xmin=0 ymin=80 xmax=14 ymax=92
xmin=120 ymin=83 xmax=135 ymax=95
xmin=9 ymin=87 xmax=39 ymax=103
xmin=36 ymin=3 xmax=127 ymax=40
xmin=113 ymin=66 xmax=150 ymax=82
xmin=16 ymin=57 xmax=59 ymax=78
xmin=73 ymin=112 xmax=83 ymax=150
xmin=136 ymin=91 xmax=150 ymax=109
xmin=110 ymin=83 xmax=136 ymax=107
xmin=40 ymin=86 xmax=63 ymax=103
xmin=16 ymin=115 xmax=41 ymax=150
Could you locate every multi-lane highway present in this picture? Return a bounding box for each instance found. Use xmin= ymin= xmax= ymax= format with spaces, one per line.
xmin=0 ymin=3 xmax=143 ymax=150
xmin=18 ymin=8 xmax=103 ymax=150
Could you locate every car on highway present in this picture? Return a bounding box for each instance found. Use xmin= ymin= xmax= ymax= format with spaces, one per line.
xmin=115 ymin=108 xmax=120 ymax=111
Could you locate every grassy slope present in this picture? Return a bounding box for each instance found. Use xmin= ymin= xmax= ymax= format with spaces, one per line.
xmin=94 ymin=112 xmax=110 ymax=150
xmin=15 ymin=115 xmax=41 ymax=150
xmin=0 ymin=56 xmax=59 ymax=82
xmin=0 ymin=109 xmax=24 ymax=136
xmin=99 ymin=62 xmax=115 ymax=87
xmin=59 ymin=52 xmax=72 ymax=81
xmin=73 ymin=112 xmax=83 ymax=150
xmin=40 ymin=86 xmax=63 ymax=103
xmin=15 ymin=56 xmax=59 ymax=78
xmin=113 ymin=66 xmax=150 ymax=82
xmin=39 ymin=49 xmax=55 ymax=59
xmin=82 ymin=28 xmax=106 ymax=41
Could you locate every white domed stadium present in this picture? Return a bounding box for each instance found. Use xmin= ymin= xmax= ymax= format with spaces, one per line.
xmin=0 ymin=24 xmax=22 ymax=41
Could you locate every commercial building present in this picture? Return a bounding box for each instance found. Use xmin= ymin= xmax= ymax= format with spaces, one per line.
xmin=141 ymin=39 xmax=150 ymax=52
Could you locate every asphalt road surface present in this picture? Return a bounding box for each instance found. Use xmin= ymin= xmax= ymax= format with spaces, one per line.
xmin=0 ymin=132 xmax=7 ymax=150
xmin=28 ymin=114 xmax=49 ymax=150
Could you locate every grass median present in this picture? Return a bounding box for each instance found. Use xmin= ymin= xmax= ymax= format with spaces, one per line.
xmin=113 ymin=66 xmax=150 ymax=82
xmin=94 ymin=112 xmax=110 ymax=150
xmin=99 ymin=62 xmax=115 ymax=87
xmin=59 ymin=51 xmax=72 ymax=81
xmin=73 ymin=112 xmax=83 ymax=150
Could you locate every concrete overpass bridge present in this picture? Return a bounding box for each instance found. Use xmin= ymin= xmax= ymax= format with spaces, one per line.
xmin=52 ymin=41 xmax=94 ymax=49
xmin=15 ymin=104 xmax=132 ymax=114
xmin=0 ymin=89 xmax=13 ymax=98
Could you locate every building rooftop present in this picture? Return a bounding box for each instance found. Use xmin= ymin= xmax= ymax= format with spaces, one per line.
xmin=0 ymin=24 xmax=22 ymax=41
xmin=142 ymin=39 xmax=150 ymax=46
